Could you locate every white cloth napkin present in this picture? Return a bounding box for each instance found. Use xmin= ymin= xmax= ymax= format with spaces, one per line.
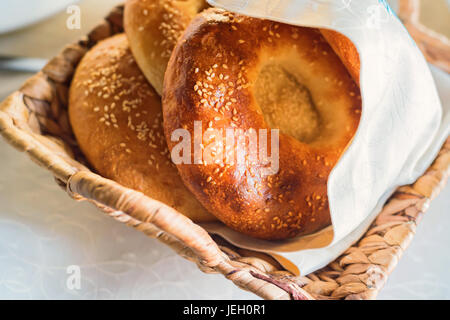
xmin=202 ymin=0 xmax=450 ymax=276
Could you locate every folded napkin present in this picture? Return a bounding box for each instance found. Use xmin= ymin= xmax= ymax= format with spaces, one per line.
xmin=202 ymin=0 xmax=449 ymax=275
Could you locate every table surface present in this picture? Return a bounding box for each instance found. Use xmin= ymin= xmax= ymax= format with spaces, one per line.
xmin=0 ymin=0 xmax=449 ymax=300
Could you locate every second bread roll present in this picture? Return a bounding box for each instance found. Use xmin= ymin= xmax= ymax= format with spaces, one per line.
xmin=69 ymin=34 xmax=215 ymax=222
xmin=124 ymin=0 xmax=209 ymax=94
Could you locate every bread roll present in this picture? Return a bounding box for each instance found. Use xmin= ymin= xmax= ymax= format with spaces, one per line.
xmin=124 ymin=0 xmax=209 ymax=94
xmin=69 ymin=34 xmax=215 ymax=222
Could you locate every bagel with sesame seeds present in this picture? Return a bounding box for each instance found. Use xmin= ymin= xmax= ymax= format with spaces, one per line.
xmin=162 ymin=9 xmax=362 ymax=240
xmin=124 ymin=0 xmax=209 ymax=95
xmin=69 ymin=34 xmax=215 ymax=222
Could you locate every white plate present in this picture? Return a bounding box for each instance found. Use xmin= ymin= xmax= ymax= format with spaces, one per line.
xmin=0 ymin=0 xmax=79 ymax=34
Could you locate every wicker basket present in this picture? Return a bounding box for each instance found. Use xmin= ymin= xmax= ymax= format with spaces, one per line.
xmin=0 ymin=5 xmax=449 ymax=300
xmin=398 ymin=0 xmax=450 ymax=73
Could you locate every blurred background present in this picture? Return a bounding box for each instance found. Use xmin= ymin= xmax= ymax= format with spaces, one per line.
xmin=0 ymin=0 xmax=448 ymax=299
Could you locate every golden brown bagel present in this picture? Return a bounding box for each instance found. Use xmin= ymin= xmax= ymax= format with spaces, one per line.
xmin=69 ymin=34 xmax=215 ymax=222
xmin=124 ymin=0 xmax=209 ymax=95
xmin=320 ymin=29 xmax=361 ymax=85
xmin=163 ymin=9 xmax=362 ymax=240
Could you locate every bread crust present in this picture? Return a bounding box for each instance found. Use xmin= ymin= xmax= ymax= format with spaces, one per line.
xmin=163 ymin=9 xmax=362 ymax=239
xmin=69 ymin=34 xmax=215 ymax=222
xmin=320 ymin=29 xmax=361 ymax=85
xmin=124 ymin=0 xmax=209 ymax=95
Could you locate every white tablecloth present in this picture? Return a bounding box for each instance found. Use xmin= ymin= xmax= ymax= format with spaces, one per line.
xmin=0 ymin=0 xmax=449 ymax=300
